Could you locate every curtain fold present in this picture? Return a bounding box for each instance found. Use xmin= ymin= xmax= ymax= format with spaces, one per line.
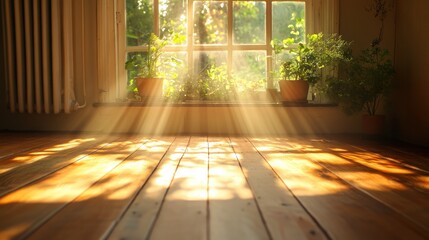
xmin=307 ymin=0 xmax=339 ymax=35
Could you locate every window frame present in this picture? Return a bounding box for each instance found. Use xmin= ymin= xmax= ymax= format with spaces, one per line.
xmin=97 ymin=0 xmax=338 ymax=102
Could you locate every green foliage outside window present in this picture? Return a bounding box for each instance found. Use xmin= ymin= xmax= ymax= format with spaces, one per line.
xmin=159 ymin=0 xmax=187 ymax=44
xmin=194 ymin=2 xmax=228 ymax=45
xmin=272 ymin=2 xmax=305 ymax=43
xmin=126 ymin=0 xmax=154 ymax=46
xmin=233 ymin=2 xmax=265 ymax=44
xmin=125 ymin=0 xmax=307 ymax=102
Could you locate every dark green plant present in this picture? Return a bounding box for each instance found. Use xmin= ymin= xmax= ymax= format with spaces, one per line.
xmin=327 ymin=45 xmax=394 ymax=115
xmin=272 ymin=33 xmax=352 ymax=85
xmin=327 ymin=0 xmax=394 ymax=116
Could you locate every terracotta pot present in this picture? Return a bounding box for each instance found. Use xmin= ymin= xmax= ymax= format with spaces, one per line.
xmin=362 ymin=115 xmax=385 ymax=136
xmin=136 ymin=77 xmax=163 ymax=98
xmin=278 ymin=80 xmax=309 ymax=102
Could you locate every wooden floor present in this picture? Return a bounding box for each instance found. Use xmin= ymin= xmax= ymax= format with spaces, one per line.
xmin=0 ymin=133 xmax=428 ymax=240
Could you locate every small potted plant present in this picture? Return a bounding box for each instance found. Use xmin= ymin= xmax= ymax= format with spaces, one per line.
xmin=273 ymin=33 xmax=352 ymax=102
xmin=125 ymin=33 xmax=167 ymax=100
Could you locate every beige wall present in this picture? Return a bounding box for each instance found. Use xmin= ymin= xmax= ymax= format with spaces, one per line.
xmin=339 ymin=0 xmax=396 ymax=56
xmin=393 ymin=0 xmax=429 ymax=146
xmin=0 ymin=105 xmax=361 ymax=135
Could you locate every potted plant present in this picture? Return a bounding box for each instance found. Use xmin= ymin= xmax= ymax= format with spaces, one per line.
xmin=273 ymin=33 xmax=352 ymax=102
xmin=125 ymin=33 xmax=167 ymax=100
xmin=326 ymin=0 xmax=394 ymax=136
xmin=327 ymin=44 xmax=394 ymax=135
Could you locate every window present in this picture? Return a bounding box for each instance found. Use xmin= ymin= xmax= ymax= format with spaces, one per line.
xmin=97 ymin=0 xmax=338 ymax=102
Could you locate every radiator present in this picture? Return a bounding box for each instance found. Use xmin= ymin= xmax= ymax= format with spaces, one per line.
xmin=3 ymin=0 xmax=85 ymax=114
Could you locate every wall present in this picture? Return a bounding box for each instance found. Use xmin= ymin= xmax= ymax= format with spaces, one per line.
xmin=0 ymin=104 xmax=360 ymax=135
xmin=339 ymin=0 xmax=396 ymax=54
xmin=393 ymin=0 xmax=429 ymax=146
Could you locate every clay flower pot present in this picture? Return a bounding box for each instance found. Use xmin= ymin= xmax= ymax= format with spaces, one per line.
xmin=136 ymin=77 xmax=163 ymax=99
xmin=362 ymin=114 xmax=385 ymax=136
xmin=278 ymin=80 xmax=309 ymax=103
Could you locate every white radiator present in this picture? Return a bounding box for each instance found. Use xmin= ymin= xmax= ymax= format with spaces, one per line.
xmin=3 ymin=0 xmax=85 ymax=114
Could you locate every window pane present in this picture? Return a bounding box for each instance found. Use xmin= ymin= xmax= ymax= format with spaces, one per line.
xmin=126 ymin=0 xmax=154 ymax=46
xmin=233 ymin=51 xmax=266 ymax=91
xmin=272 ymin=2 xmax=305 ymax=42
xmin=160 ymin=0 xmax=187 ymax=45
xmin=193 ymin=51 xmax=227 ymax=74
xmin=233 ymin=2 xmax=266 ymax=44
xmin=193 ymin=1 xmax=228 ymax=45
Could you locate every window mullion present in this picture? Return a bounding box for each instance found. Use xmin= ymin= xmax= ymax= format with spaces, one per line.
xmin=154 ymin=0 xmax=160 ymax=35
xmin=188 ymin=0 xmax=194 ymax=72
xmin=266 ymin=0 xmax=273 ymax=89
xmin=227 ymin=0 xmax=233 ymax=78
xmin=117 ymin=0 xmax=127 ymax=99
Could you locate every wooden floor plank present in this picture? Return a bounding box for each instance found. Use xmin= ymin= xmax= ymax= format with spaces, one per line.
xmin=108 ymin=137 xmax=190 ymax=240
xmin=0 ymin=136 xmax=145 ymax=239
xmin=0 ymin=134 xmax=101 ymax=173
xmin=329 ymin=137 xmax=429 ymax=173
xmin=305 ymin=150 xmax=429 ymax=233
xmin=208 ymin=137 xmax=269 ymax=240
xmin=322 ymin=137 xmax=429 ymax=177
xmin=0 ymin=133 xmax=428 ymax=240
xmin=289 ymin=137 xmax=429 ymax=233
xmin=253 ymin=138 xmax=428 ymax=240
xmin=350 ymin=142 xmax=429 ymax=174
xmin=304 ymin=138 xmax=429 ymax=195
xmin=208 ymin=137 xmax=235 ymax=153
xmin=0 ymin=135 xmax=116 ymax=197
xmin=27 ymin=137 xmax=176 ymax=240
xmin=149 ymin=136 xmax=208 ymax=240
xmin=0 ymin=133 xmax=67 ymax=160
xmin=231 ymin=138 xmax=327 ymax=240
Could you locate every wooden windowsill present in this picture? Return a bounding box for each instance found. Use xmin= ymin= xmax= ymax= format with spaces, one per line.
xmin=93 ymin=101 xmax=338 ymax=108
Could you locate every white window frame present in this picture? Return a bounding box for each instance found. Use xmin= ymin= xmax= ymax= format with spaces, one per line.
xmin=97 ymin=0 xmax=338 ymax=102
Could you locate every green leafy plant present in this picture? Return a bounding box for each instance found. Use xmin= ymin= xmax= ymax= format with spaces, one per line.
xmin=203 ymin=64 xmax=236 ymax=100
xmin=272 ymin=33 xmax=352 ymax=85
xmin=164 ymin=64 xmax=236 ymax=102
xmin=327 ymin=45 xmax=394 ymax=115
xmin=125 ymin=33 xmax=168 ymax=79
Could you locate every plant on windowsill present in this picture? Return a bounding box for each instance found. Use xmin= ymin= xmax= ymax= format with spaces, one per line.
xmin=272 ymin=33 xmax=352 ymax=103
xmin=125 ymin=33 xmax=168 ymax=100
xmin=164 ymin=64 xmax=238 ymax=103
xmin=326 ymin=0 xmax=395 ymax=136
